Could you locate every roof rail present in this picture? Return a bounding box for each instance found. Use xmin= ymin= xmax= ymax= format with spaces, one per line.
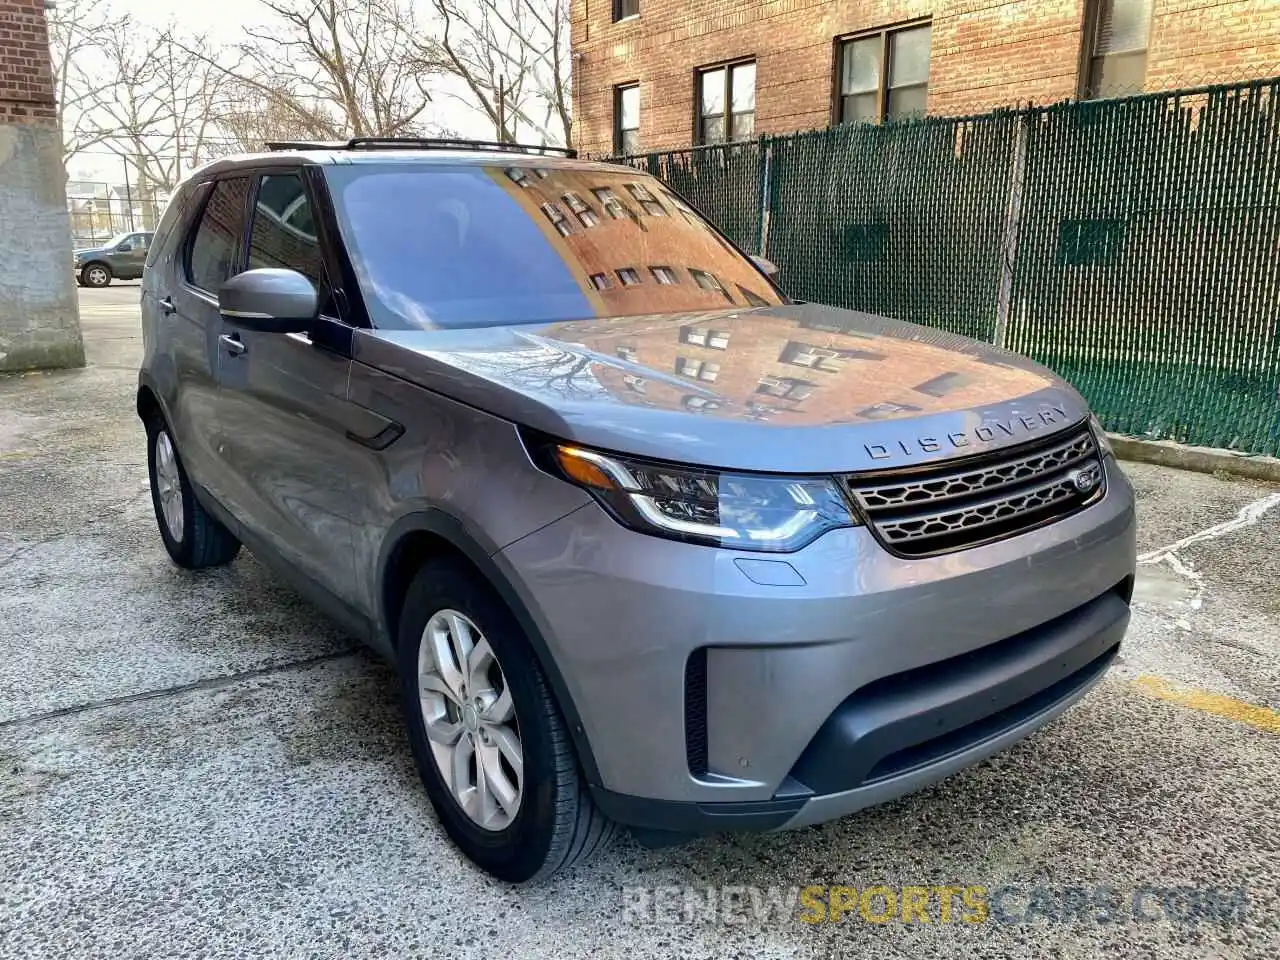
xmin=264 ymin=137 xmax=577 ymax=158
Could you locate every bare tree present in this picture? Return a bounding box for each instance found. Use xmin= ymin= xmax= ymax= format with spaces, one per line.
xmin=208 ymin=0 xmax=439 ymax=141
xmin=416 ymin=0 xmax=572 ymax=147
xmin=70 ymin=24 xmax=232 ymax=224
xmin=46 ymin=0 xmax=129 ymax=161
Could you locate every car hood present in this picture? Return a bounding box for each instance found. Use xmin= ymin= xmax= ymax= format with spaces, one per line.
xmin=73 ymin=247 xmax=109 ymax=258
xmin=352 ymin=303 xmax=1089 ymax=473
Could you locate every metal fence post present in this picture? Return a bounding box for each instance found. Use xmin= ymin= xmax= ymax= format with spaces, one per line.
xmin=993 ymin=112 xmax=1029 ymax=350
xmin=122 ymin=155 xmax=136 ymax=233
xmin=758 ymin=139 xmax=773 ymax=257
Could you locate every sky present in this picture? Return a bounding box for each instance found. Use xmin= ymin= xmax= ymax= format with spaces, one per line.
xmin=66 ymin=0 xmax=496 ymax=181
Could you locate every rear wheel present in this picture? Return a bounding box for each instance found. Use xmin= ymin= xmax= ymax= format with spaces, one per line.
xmin=146 ymin=416 xmax=240 ymax=568
xmin=80 ymin=263 xmax=111 ymax=287
xmin=398 ymin=558 xmax=618 ymax=882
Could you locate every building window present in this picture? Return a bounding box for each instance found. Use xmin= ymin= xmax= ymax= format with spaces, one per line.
xmin=757 ymin=376 xmax=815 ymax=401
xmin=680 ymin=326 xmax=730 ymax=349
xmin=505 ymin=167 xmax=531 ymax=187
xmin=541 ymin=202 xmax=571 ymax=236
xmin=651 ymin=265 xmax=678 ymax=284
xmin=613 ymin=0 xmax=639 ymax=21
xmin=779 ymin=341 xmax=842 ymax=373
xmin=681 ymin=326 xmax=707 ymax=346
xmin=837 ymin=22 xmax=931 ymax=124
xmin=617 ymin=345 xmax=638 ymax=362
xmin=623 ymin=374 xmax=647 ymax=393
xmin=683 ymin=395 xmax=721 ymax=411
xmin=589 ymin=272 xmax=612 ymax=290
xmin=617 ymin=267 xmax=642 ymax=285
xmin=593 ymin=186 xmax=632 ymax=219
xmin=625 ymin=183 xmax=667 ymax=216
xmin=1082 ymin=0 xmax=1152 ymax=99
xmin=614 ymin=84 xmax=640 ymax=154
xmin=563 ymin=192 xmax=599 ymax=227
xmin=696 ymin=60 xmax=755 ymax=144
xmin=676 ymin=357 xmax=721 ymax=381
xmin=738 ymin=284 xmax=770 ymax=307
xmin=689 ymin=268 xmax=732 ymax=301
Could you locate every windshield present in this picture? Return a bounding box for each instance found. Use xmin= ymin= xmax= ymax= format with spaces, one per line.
xmin=91 ymin=233 xmax=133 ymax=249
xmin=325 ymin=162 xmax=784 ymax=330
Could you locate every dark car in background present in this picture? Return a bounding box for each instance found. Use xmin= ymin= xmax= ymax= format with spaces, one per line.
xmin=74 ymin=231 xmax=153 ymax=287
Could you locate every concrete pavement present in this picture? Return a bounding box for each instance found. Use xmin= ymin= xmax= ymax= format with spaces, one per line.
xmin=1 ymin=285 xmax=1276 ymax=959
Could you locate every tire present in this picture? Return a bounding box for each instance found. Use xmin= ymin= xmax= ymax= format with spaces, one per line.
xmin=80 ymin=262 xmax=112 ymax=287
xmin=398 ymin=558 xmax=618 ymax=882
xmin=146 ymin=415 xmax=241 ymax=569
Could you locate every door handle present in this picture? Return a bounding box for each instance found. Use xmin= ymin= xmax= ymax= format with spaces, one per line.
xmin=158 ymin=296 xmax=176 ymax=316
xmin=219 ymin=333 xmax=247 ymax=357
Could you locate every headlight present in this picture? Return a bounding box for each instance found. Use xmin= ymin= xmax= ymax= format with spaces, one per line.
xmin=1088 ymin=413 xmax=1114 ymax=458
xmin=537 ymin=442 xmax=857 ymax=552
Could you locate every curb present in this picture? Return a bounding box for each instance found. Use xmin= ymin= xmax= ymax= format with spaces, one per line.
xmin=1110 ymin=435 xmax=1280 ymax=483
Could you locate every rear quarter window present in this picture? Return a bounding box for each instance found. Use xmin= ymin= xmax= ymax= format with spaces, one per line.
xmin=145 ymin=194 xmax=187 ymax=269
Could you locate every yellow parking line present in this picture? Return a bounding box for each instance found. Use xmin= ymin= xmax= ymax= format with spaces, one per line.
xmin=1133 ymin=676 xmax=1280 ymax=734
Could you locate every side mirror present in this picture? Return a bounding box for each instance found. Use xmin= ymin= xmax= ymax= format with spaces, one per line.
xmin=218 ymin=268 xmax=317 ymax=333
xmin=751 ymin=254 xmax=779 ymax=278
xmin=116 ymin=243 xmax=132 ymax=252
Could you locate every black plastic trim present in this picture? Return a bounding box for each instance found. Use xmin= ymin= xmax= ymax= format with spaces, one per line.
xmin=591 ymin=786 xmax=805 ymax=834
xmin=685 ymin=648 xmax=708 ymax=776
xmin=345 ymin=421 xmax=405 ymax=451
xmin=789 ymin=585 xmax=1130 ymax=796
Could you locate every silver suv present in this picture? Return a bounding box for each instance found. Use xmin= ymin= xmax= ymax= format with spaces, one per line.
xmin=137 ymin=139 xmax=1136 ymax=882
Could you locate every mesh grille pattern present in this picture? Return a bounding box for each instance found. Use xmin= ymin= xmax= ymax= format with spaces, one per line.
xmin=847 ymin=427 xmax=1104 ymax=556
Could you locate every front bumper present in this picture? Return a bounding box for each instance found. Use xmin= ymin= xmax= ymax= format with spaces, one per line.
xmin=495 ymin=456 xmax=1136 ymax=832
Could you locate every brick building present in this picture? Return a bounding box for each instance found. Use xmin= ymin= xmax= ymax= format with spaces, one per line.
xmin=0 ymin=0 xmax=83 ymax=371
xmin=570 ymin=0 xmax=1280 ymax=155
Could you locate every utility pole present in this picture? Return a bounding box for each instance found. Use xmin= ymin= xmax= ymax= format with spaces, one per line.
xmin=497 ymin=74 xmax=507 ymax=142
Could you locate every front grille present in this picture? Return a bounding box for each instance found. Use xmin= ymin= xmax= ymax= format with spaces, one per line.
xmin=845 ymin=424 xmax=1104 ymax=557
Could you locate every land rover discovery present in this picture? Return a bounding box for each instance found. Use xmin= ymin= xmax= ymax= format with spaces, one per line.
xmin=136 ymin=139 xmax=1136 ymax=883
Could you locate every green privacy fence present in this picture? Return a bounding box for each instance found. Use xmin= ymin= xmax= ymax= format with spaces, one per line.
xmin=619 ymin=77 xmax=1280 ymax=457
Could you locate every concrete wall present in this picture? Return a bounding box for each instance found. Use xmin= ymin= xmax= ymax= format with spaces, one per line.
xmin=570 ymin=0 xmax=1280 ymax=155
xmin=0 ymin=0 xmax=84 ymax=372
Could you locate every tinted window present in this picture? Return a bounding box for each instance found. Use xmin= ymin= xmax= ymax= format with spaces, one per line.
xmin=146 ymin=199 xmax=185 ymax=268
xmin=325 ymin=164 xmax=783 ymax=330
xmin=248 ymin=173 xmax=324 ymax=289
xmin=187 ymin=177 xmax=250 ymax=291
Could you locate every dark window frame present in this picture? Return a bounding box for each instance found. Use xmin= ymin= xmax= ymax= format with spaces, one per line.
xmin=612 ymin=0 xmax=639 ymax=22
xmin=831 ymin=19 xmax=932 ymax=125
xmin=694 ymin=57 xmax=757 ymax=146
xmin=1077 ymin=0 xmax=1152 ymax=100
xmin=613 ymin=82 xmax=640 ymax=155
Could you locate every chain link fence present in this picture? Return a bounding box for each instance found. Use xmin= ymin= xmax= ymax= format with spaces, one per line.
xmin=617 ymin=77 xmax=1280 ymax=458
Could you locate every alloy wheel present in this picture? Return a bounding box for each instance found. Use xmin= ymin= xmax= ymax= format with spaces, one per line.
xmin=418 ymin=609 xmax=524 ymax=831
xmin=86 ymin=266 xmax=108 ymax=286
xmin=154 ymin=430 xmax=184 ymax=542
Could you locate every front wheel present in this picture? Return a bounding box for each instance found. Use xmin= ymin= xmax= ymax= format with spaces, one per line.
xmin=398 ymin=559 xmax=618 ymax=882
xmin=80 ymin=263 xmax=111 ymax=287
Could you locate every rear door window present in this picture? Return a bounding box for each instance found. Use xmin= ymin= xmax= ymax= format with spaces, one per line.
xmin=187 ymin=177 xmax=251 ymax=292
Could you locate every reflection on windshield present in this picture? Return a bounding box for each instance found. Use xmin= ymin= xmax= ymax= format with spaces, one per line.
xmin=326 ymin=162 xmax=783 ymax=330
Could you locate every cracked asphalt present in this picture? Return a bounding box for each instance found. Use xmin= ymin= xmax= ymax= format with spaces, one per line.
xmin=1 ymin=285 xmax=1277 ymax=959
